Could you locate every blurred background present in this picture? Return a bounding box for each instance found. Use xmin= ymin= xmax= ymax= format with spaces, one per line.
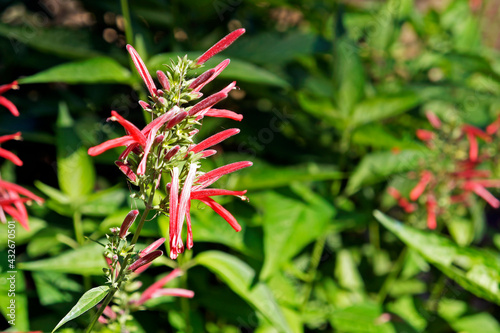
xmin=1 ymin=0 xmax=500 ymax=332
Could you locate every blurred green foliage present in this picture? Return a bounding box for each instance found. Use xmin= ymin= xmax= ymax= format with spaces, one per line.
xmin=1 ymin=0 xmax=500 ymax=332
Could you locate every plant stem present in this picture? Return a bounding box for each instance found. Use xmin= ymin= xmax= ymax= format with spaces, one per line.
xmin=377 ymin=247 xmax=408 ymax=304
xmin=73 ymin=210 xmax=84 ymax=245
xmin=120 ymin=0 xmax=134 ymax=46
xmin=85 ymin=186 xmax=156 ymax=332
xmin=301 ymin=234 xmax=327 ymax=312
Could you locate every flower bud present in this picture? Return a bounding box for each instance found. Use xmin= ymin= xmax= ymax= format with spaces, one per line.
xmin=119 ymin=210 xmax=139 ymax=238
xmin=128 ymin=250 xmax=163 ymax=272
xmin=140 ymin=238 xmax=166 ymax=257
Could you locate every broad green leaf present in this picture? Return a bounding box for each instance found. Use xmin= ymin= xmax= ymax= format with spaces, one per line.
xmin=34 ymin=181 xmax=70 ymax=205
xmin=79 ymin=186 xmax=127 ymax=216
xmin=32 ymin=272 xmax=82 ymax=306
xmin=19 ymin=57 xmax=132 ymax=85
xmin=333 ymin=36 xmax=365 ymax=115
xmin=450 ymin=313 xmax=500 ymax=333
xmin=0 ymin=23 xmax=101 ymax=59
xmin=297 ymin=91 xmax=345 ymax=128
xmin=374 ymin=211 xmax=500 ymax=305
xmin=149 ymin=53 xmax=289 ymax=88
xmin=346 ymin=150 xmax=428 ymax=195
xmin=387 ymin=296 xmax=428 ymax=332
xmin=19 ymin=243 xmax=105 ymax=275
xmin=0 ymin=272 xmax=29 ymax=331
xmin=233 ymin=161 xmax=343 ymax=190
xmin=350 ymin=93 xmax=420 ymax=128
xmin=335 ymin=249 xmax=364 ymax=291
xmin=56 ymin=103 xmax=95 ymax=200
xmin=352 ymin=124 xmax=423 ymax=150
xmin=196 ymin=251 xmax=292 ymax=332
xmin=252 ymin=184 xmax=335 ymax=280
xmin=52 ymin=285 xmax=109 ymax=332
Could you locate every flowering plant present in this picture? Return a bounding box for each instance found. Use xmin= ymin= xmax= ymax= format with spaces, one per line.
xmin=54 ymin=29 xmax=252 ymax=332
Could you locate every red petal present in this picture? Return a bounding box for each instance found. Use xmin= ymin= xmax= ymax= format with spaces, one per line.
xmin=190 ymin=188 xmax=247 ymax=200
xmin=156 ymin=70 xmax=170 ymax=91
xmin=204 ymin=109 xmax=243 ymax=121
xmin=0 ymin=180 xmax=43 ymax=203
xmin=109 ymin=111 xmax=147 ymax=146
xmin=137 ymin=269 xmax=182 ymax=305
xmin=0 ymin=81 xmax=18 ymax=95
xmin=196 ymin=161 xmax=253 ymax=189
xmin=0 ymin=132 xmax=22 ymax=144
xmin=176 ymin=164 xmax=198 ymax=248
xmin=169 ymin=168 xmax=180 ymax=259
xmin=0 ymin=96 xmax=19 ymax=116
xmin=189 ymin=128 xmax=240 ymax=154
xmin=197 ymin=197 xmax=241 ymax=231
xmin=126 ymin=45 xmax=157 ymax=96
xmin=409 ymin=170 xmax=432 ymax=201
xmin=0 ymin=147 xmax=23 ymax=166
xmin=197 ymin=29 xmax=245 ymax=65
xmin=88 ymin=135 xmax=135 ymax=156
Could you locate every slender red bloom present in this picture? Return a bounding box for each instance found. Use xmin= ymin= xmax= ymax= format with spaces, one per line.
xmin=0 ymin=81 xmax=19 ymax=116
xmin=196 ymin=161 xmax=253 ymax=189
xmin=188 ymin=81 xmax=236 ymax=116
xmin=487 ymin=115 xmax=500 ymax=135
xmin=196 ymin=29 xmax=245 ymax=65
xmin=135 ymin=269 xmax=193 ymax=305
xmin=127 ymin=45 xmax=157 ymax=97
xmin=190 ymin=59 xmax=230 ymax=92
xmin=0 ymin=178 xmax=44 ymax=230
xmin=189 ymin=128 xmax=240 ymax=154
xmin=139 ymin=238 xmax=166 ymax=257
xmin=204 ymin=108 xmax=243 ymax=121
xmin=409 ymin=170 xmax=433 ymax=201
xmin=115 ymin=161 xmax=137 ymax=182
xmin=416 ymin=129 xmax=435 ymax=141
xmin=128 ymin=250 xmax=163 ymax=272
xmin=426 ymin=195 xmax=437 ymax=229
xmin=425 ymin=111 xmax=441 ymax=129
xmin=0 ymin=132 xmax=23 ymax=166
xmin=169 ymin=167 xmax=180 ymax=259
xmin=464 ymin=182 xmax=500 ymax=208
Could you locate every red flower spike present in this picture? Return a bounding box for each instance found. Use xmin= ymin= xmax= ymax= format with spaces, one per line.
xmin=198 ymin=197 xmax=242 ymax=231
xmin=169 ymin=167 xmax=180 ymax=259
xmin=128 ymin=250 xmax=163 ymax=272
xmin=136 ymin=269 xmax=183 ymax=305
xmin=139 ymin=238 xmax=166 ymax=257
xmin=126 ymin=45 xmax=157 ymax=96
xmin=156 ymin=70 xmax=170 ymax=91
xmin=204 ymin=109 xmax=243 ymax=121
xmin=88 ymin=135 xmax=136 ymax=156
xmin=189 ymin=128 xmax=240 ymax=154
xmin=425 ymin=111 xmax=441 ymax=129
xmin=426 ymin=195 xmax=437 ymax=230
xmin=197 ymin=28 xmax=245 ymax=65
xmin=119 ymin=210 xmax=139 ymax=238
xmin=409 ymin=170 xmax=433 ymax=201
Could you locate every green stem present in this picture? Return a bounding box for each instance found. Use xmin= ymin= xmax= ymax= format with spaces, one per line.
xmin=73 ymin=210 xmax=84 ymax=245
xmin=120 ymin=0 xmax=134 ymax=46
xmin=301 ymin=234 xmax=327 ymax=312
xmin=377 ymin=247 xmax=408 ymax=304
xmin=86 ymin=187 xmax=156 ymax=333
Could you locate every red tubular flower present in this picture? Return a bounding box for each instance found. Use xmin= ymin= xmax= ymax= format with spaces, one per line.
xmin=187 ymin=82 xmax=236 ymax=117
xmin=135 ymin=269 xmax=194 ymax=305
xmin=174 ymin=163 xmax=198 ymax=252
xmin=0 ymin=132 xmax=23 ymax=166
xmin=464 ymin=182 xmax=500 ymax=208
xmin=0 ymin=81 xmax=19 ymax=116
xmin=487 ymin=115 xmax=500 ymax=135
xmin=0 ymin=179 xmax=44 ymax=230
xmin=128 ymin=250 xmax=163 ymax=272
xmin=196 ymin=161 xmax=253 ymax=189
xmin=119 ymin=210 xmax=139 ymax=238
xmin=204 ymin=108 xmax=243 ymax=121
xmin=115 ymin=161 xmax=137 ymax=182
xmin=196 ymin=29 xmax=245 ymax=65
xmin=139 ymin=238 xmax=166 ymax=257
xmin=416 ymin=129 xmax=435 ymax=141
xmin=463 ymin=125 xmax=491 ymax=162
xmin=426 ymin=195 xmax=437 ymax=229
xmin=425 ymin=111 xmax=441 ymax=129
xmin=169 ymin=167 xmax=180 ymax=259
xmin=189 ymin=128 xmax=240 ymax=154
xmin=409 ymin=170 xmax=433 ymax=201
xmin=386 ymin=187 xmax=416 ymax=213
xmin=190 ymin=59 xmax=231 ymax=92
xmin=126 ymin=45 xmax=157 ymax=97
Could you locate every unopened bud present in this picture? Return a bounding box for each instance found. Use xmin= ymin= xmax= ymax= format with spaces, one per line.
xmin=128 ymin=250 xmax=163 ymax=272
xmin=119 ymin=210 xmax=139 ymax=238
xmin=140 ymin=238 xmax=166 ymax=257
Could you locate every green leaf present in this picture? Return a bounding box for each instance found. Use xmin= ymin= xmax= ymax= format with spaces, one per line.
xmin=56 ymin=103 xmax=95 ymax=200
xmin=19 ymin=57 xmax=132 ymax=85
xmin=233 ymin=161 xmax=343 ymax=190
xmin=374 ymin=211 xmax=500 ymax=305
xmin=52 ymin=285 xmax=109 ymax=332
xmin=350 ymin=93 xmax=420 ymax=128
xmin=252 ymin=184 xmax=335 ymax=280
xmin=352 ymin=124 xmax=423 ymax=150
xmin=32 ymin=272 xmax=82 ymax=306
xmin=346 ymin=150 xmax=428 ymax=195
xmin=79 ymin=186 xmax=127 ymax=216
xmin=196 ymin=251 xmax=292 ymax=332
xmin=333 ymin=37 xmax=365 ymax=115
xmin=0 ymin=23 xmax=102 ymax=59
xmin=19 ymin=243 xmax=105 ymax=276
xmin=450 ymin=313 xmax=500 ymax=333
xmin=149 ymin=53 xmax=289 ymax=87
xmin=34 ymin=181 xmax=70 ymax=204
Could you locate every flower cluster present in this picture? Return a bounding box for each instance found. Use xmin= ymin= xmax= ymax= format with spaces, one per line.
xmin=388 ymin=111 xmax=500 ymax=230
xmin=88 ymin=29 xmax=251 ymax=259
xmin=0 ymin=82 xmax=44 ymax=230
